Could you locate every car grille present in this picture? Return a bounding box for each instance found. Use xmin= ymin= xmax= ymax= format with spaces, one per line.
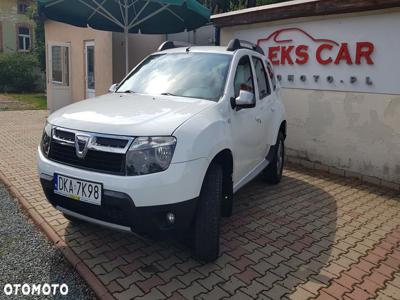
xmin=48 ymin=127 xmax=133 ymax=175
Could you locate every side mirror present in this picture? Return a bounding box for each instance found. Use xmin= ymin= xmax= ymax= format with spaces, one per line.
xmin=108 ymin=83 xmax=118 ymax=93
xmin=231 ymin=90 xmax=255 ymax=109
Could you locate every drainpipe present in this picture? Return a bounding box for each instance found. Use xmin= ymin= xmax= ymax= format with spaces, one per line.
xmin=215 ymin=26 xmax=220 ymax=46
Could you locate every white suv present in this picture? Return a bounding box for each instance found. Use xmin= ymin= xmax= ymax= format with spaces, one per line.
xmin=38 ymin=39 xmax=286 ymax=262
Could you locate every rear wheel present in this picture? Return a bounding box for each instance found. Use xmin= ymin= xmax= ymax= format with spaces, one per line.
xmin=263 ymin=131 xmax=284 ymax=184
xmin=193 ymin=163 xmax=222 ymax=262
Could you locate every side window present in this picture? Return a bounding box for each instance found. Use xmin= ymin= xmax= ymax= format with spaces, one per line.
xmin=266 ymin=62 xmax=277 ymax=91
xmin=234 ymin=55 xmax=254 ymax=98
xmin=252 ymin=57 xmax=270 ymax=99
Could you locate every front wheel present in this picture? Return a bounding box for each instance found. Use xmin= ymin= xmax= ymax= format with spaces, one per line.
xmin=193 ymin=163 xmax=222 ymax=262
xmin=263 ymin=131 xmax=285 ymax=184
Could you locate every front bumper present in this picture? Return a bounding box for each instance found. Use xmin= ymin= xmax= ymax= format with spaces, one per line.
xmin=37 ymin=147 xmax=208 ymax=207
xmin=40 ymin=177 xmax=197 ymax=235
xmin=37 ymin=147 xmax=209 ymax=235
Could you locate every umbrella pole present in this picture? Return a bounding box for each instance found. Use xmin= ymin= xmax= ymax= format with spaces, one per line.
xmin=124 ymin=0 xmax=129 ymax=75
xmin=125 ymin=27 xmax=129 ymax=75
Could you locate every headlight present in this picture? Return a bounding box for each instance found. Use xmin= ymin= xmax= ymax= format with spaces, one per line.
xmin=41 ymin=122 xmax=52 ymax=157
xmin=126 ymin=136 xmax=176 ymax=176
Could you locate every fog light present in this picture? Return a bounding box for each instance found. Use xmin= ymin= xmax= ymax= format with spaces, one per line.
xmin=166 ymin=212 xmax=175 ymax=224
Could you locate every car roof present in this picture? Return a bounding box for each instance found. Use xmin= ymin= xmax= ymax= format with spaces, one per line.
xmin=153 ymin=45 xmax=270 ymax=65
xmin=155 ymin=46 xmax=233 ymax=55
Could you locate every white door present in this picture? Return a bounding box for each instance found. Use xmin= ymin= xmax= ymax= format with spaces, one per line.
xmin=230 ymin=55 xmax=265 ymax=185
xmin=85 ymin=41 xmax=95 ymax=99
xmin=48 ymin=42 xmax=71 ymax=112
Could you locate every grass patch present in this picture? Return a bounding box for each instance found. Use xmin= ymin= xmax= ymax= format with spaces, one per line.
xmin=7 ymin=93 xmax=47 ymax=109
xmin=0 ymin=93 xmax=47 ymax=110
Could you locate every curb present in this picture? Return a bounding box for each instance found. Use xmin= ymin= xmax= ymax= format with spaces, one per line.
xmin=0 ymin=170 xmax=114 ymax=300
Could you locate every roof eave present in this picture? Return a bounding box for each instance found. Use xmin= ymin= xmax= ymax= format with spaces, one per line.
xmin=211 ymin=0 xmax=400 ymax=28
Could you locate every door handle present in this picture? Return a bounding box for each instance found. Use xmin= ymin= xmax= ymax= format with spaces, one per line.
xmin=255 ymin=117 xmax=262 ymax=124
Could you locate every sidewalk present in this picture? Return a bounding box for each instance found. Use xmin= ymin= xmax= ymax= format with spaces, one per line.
xmin=0 ymin=110 xmax=399 ymax=300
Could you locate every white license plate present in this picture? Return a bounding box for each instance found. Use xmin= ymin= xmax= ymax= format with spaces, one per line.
xmin=54 ymin=174 xmax=102 ymax=205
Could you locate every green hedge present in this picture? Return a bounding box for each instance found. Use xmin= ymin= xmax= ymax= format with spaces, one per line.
xmin=0 ymin=52 xmax=39 ymax=93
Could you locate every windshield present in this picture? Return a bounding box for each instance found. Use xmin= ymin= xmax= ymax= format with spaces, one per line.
xmin=117 ymin=52 xmax=232 ymax=102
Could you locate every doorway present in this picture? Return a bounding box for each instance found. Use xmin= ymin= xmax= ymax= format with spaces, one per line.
xmin=47 ymin=42 xmax=71 ymax=112
xmin=85 ymin=41 xmax=95 ymax=99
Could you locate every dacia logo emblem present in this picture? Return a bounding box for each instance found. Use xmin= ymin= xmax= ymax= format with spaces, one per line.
xmin=75 ymin=135 xmax=90 ymax=159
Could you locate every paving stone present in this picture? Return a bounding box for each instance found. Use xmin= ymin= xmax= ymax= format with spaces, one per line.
xmin=1 ymin=110 xmax=400 ymax=300
xmin=135 ymin=288 xmax=165 ymax=300
xmin=157 ymin=279 xmax=186 ymax=297
xmin=177 ymin=282 xmax=207 ymax=299
xmin=102 ymin=256 xmax=128 ymax=273
xmin=239 ymin=278 xmax=269 ymax=297
xmin=98 ymin=268 xmax=125 ymax=285
xmin=286 ymin=286 xmax=315 ymax=300
xmin=256 ymin=271 xmax=282 ymax=288
xmin=215 ymin=264 xmax=241 ymax=280
xmin=117 ymin=271 xmax=146 ymax=289
xmin=196 ymin=285 xmax=230 ymax=300
xmin=137 ymin=275 xmax=165 ymax=293
xmin=114 ymin=283 xmax=144 ymax=300
xmin=225 ymin=290 xmax=254 ymax=300
xmin=262 ymin=283 xmax=291 ymax=299
xmin=218 ymin=275 xmax=247 ymax=295
xmin=177 ymin=269 xmax=204 ymax=286
xmin=197 ymin=272 xmax=224 ymax=290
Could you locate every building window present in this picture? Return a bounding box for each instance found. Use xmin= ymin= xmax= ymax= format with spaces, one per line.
xmin=17 ymin=1 xmax=30 ymax=14
xmin=17 ymin=26 xmax=31 ymax=51
xmin=51 ymin=45 xmax=69 ymax=86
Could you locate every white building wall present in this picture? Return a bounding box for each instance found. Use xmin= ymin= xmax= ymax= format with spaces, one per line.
xmin=220 ymin=9 xmax=400 ymax=184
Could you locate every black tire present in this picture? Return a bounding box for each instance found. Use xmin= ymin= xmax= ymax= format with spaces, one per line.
xmin=263 ymin=131 xmax=285 ymax=184
xmin=193 ymin=163 xmax=223 ymax=262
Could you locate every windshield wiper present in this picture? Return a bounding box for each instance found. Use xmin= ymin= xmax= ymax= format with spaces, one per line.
xmin=118 ymin=90 xmax=136 ymax=93
xmin=160 ymin=92 xmax=177 ymax=96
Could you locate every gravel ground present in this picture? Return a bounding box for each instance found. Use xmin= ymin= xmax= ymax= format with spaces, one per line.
xmin=0 ymin=183 xmax=96 ymax=300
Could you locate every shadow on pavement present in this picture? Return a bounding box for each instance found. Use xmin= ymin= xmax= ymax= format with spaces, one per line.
xmin=63 ymin=167 xmax=336 ymax=297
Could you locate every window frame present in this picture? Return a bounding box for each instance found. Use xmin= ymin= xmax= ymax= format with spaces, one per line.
xmin=50 ymin=45 xmax=70 ymax=86
xmin=17 ymin=0 xmax=30 ymax=14
xmin=252 ymin=56 xmax=271 ymax=100
xmin=266 ymin=61 xmax=277 ymax=91
xmin=233 ymin=54 xmax=256 ymax=100
xmin=16 ymin=24 xmax=31 ymax=52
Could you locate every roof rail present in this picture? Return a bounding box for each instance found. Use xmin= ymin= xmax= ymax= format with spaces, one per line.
xmin=157 ymin=40 xmax=192 ymax=52
xmin=226 ymin=39 xmax=265 ymax=55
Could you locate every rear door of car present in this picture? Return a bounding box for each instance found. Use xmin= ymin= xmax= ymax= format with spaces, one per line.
xmin=251 ymin=55 xmax=275 ymax=155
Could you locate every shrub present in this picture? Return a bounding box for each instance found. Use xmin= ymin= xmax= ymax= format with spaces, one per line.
xmin=0 ymin=52 xmax=39 ymax=93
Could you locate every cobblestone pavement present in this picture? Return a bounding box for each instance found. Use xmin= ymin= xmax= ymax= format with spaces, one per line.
xmin=0 ymin=110 xmax=400 ymax=300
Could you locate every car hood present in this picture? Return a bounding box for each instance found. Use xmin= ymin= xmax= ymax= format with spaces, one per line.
xmin=48 ymin=93 xmax=215 ymax=136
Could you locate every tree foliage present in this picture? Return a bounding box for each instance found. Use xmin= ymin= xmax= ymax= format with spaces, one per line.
xmin=0 ymin=52 xmax=39 ymax=92
xmin=27 ymin=3 xmax=45 ymax=72
xmin=199 ymin=0 xmax=291 ymax=13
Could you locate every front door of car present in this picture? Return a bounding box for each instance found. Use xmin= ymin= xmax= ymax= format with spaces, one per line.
xmin=230 ymin=55 xmax=265 ymax=186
